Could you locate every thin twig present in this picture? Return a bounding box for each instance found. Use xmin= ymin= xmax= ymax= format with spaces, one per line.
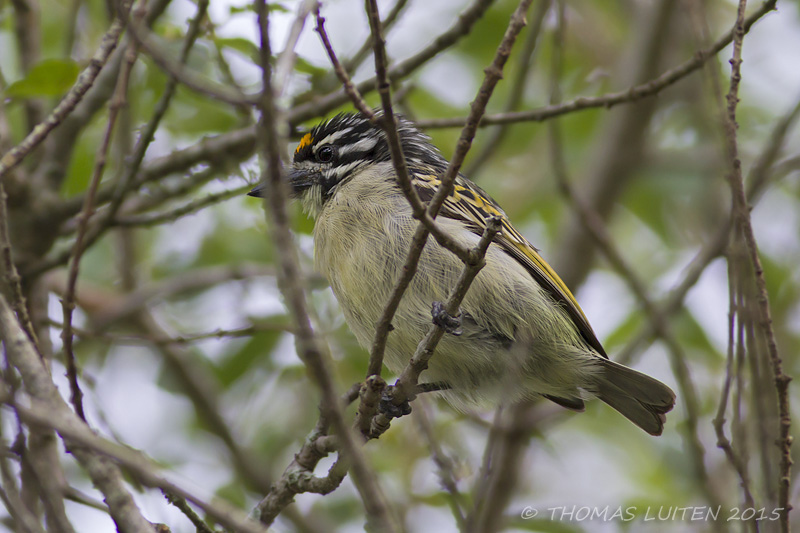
xmin=119 ymin=7 xmax=252 ymax=107
xmin=111 ymin=185 xmax=249 ymax=227
xmin=465 ymin=0 xmax=550 ymax=177
xmin=0 ymin=185 xmax=37 ymax=345
xmin=48 ymin=125 xmax=256 ymax=226
xmin=317 ymin=3 xmax=478 ymax=273
xmin=373 ymin=217 xmax=503 ymax=435
xmin=61 ymin=2 xmax=142 ymax=422
xmin=314 ymin=6 xmax=376 ymax=120
xmin=344 ymin=0 xmax=409 ymax=75
xmin=163 ymin=491 xmax=216 ymax=533
xmin=721 ymin=0 xmax=792 ymax=529
xmin=714 ymin=248 xmax=758 ymax=519
xmin=47 ymin=320 xmax=292 ymax=345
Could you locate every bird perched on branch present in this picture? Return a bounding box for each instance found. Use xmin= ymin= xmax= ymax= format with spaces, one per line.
xmin=249 ymin=112 xmax=676 ymax=435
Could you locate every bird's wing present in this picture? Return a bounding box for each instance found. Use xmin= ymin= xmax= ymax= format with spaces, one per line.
xmin=411 ymin=169 xmax=607 ymax=358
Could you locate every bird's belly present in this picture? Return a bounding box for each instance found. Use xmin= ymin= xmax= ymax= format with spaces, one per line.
xmin=313 ymin=198 xmax=598 ymax=408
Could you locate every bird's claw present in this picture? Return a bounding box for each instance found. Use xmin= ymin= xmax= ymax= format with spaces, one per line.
xmin=431 ymin=301 xmax=462 ymax=336
xmin=379 ymin=387 xmax=412 ymax=419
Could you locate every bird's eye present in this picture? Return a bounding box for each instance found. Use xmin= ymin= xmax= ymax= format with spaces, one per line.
xmin=316 ymin=145 xmax=335 ymax=163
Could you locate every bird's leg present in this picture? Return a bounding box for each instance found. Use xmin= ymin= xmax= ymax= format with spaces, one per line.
xmin=378 ymin=381 xmax=451 ymax=419
xmin=431 ymin=301 xmax=462 ymax=336
xmin=379 ymin=386 xmax=412 ymax=419
xmin=417 ymin=381 xmax=451 ymax=394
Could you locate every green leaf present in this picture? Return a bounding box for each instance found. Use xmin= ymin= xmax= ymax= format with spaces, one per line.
xmin=295 ymin=56 xmax=327 ymax=78
xmin=5 ymin=58 xmax=80 ymax=98
xmin=602 ymin=309 xmax=644 ymax=351
xmin=228 ymin=2 xmax=288 ymax=15
xmin=672 ymin=310 xmax=723 ymax=367
xmin=215 ymin=324 xmax=285 ymax=387
xmin=166 ymin=86 xmax=240 ymax=135
xmin=214 ymin=37 xmax=260 ymax=62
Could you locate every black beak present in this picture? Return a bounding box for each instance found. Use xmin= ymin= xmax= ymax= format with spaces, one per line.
xmin=247 ymin=183 xmax=265 ymax=198
xmin=247 ymin=168 xmax=316 ymax=199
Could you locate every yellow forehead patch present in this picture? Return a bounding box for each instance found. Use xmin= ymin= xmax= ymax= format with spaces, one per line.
xmin=296 ymin=133 xmax=313 ymax=153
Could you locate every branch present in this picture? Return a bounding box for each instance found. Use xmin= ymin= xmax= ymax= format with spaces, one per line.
xmin=111 ymin=184 xmax=249 ymax=227
xmin=721 ymin=0 xmax=792 ymax=529
xmin=119 ymin=5 xmax=252 ymax=107
xmin=0 ymin=184 xmax=37 ymax=344
xmin=464 ymin=0 xmax=549 ymax=177
xmin=314 ymin=5 xmax=376 ymax=120
xmin=253 ymin=1 xmax=398 ymax=529
xmin=342 ymin=0 xmax=409 ymax=75
xmin=364 ymin=0 xmax=534 ymax=385
xmin=0 ymin=294 xmax=155 ymax=533
xmin=61 ymin=10 xmax=142 ymax=422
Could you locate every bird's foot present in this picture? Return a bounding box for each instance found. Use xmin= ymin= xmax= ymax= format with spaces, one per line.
xmin=431 ymin=301 xmax=462 ymax=336
xmin=379 ymin=386 xmax=412 ymax=419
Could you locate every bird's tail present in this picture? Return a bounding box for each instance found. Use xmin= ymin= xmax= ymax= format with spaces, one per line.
xmin=594 ymin=359 xmax=676 ymax=436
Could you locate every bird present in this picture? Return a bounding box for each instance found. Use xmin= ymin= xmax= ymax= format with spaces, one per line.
xmin=249 ymin=112 xmax=676 ymax=435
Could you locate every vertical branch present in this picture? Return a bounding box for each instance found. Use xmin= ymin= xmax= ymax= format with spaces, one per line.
xmin=252 ymin=2 xmax=399 ymax=530
xmin=412 ymin=400 xmax=467 ymax=530
xmin=553 ymin=0 xmax=677 ymax=289
xmin=60 ymin=5 xmax=142 ymax=421
xmin=721 ymin=1 xmax=792 ymax=529
xmin=0 ymin=185 xmax=37 ymax=345
xmin=715 ymin=247 xmax=757 ymax=521
xmin=363 ymin=0 xmax=428 ymax=379
xmin=0 ymin=295 xmax=154 ymax=533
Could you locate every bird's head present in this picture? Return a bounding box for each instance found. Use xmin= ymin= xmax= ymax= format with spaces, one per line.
xmin=248 ymin=113 xmax=446 ymax=216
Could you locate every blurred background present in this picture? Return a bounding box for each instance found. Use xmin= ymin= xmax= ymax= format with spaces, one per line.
xmin=0 ymin=0 xmax=798 ymax=531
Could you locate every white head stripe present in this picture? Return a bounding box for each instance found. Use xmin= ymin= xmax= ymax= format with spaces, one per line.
xmin=337 ymin=136 xmax=379 ymax=156
xmin=315 ymin=127 xmax=353 ymax=148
